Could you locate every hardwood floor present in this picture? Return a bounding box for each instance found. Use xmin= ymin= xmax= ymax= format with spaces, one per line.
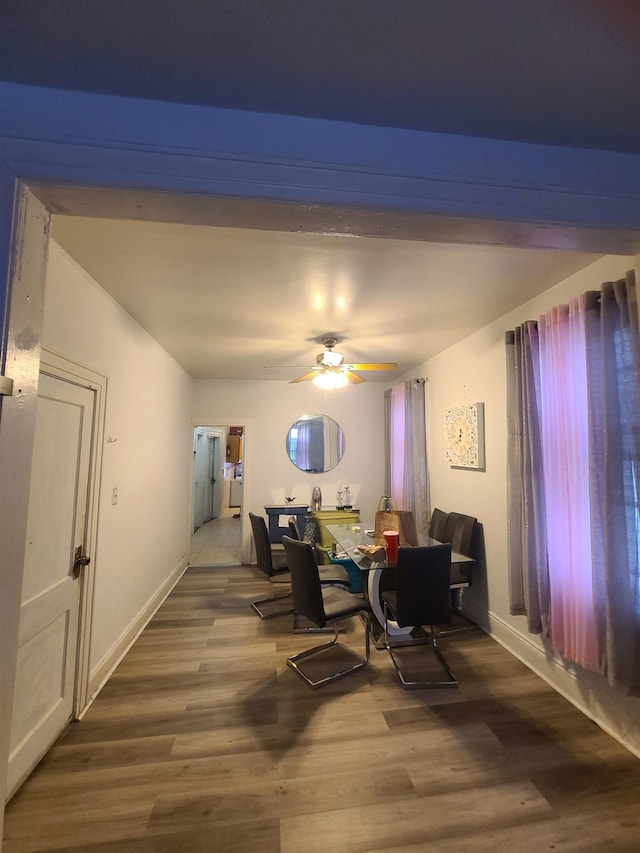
xmin=4 ymin=565 xmax=640 ymax=852
xmin=189 ymin=517 xmax=242 ymax=566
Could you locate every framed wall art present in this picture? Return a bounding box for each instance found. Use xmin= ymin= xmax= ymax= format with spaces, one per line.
xmin=444 ymin=402 xmax=485 ymax=469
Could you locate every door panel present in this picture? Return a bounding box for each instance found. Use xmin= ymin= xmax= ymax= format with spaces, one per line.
xmin=8 ymin=373 xmax=95 ymax=796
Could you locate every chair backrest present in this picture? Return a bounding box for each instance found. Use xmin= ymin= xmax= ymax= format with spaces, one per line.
xmin=398 ymin=511 xmax=419 ymax=546
xmin=288 ymin=516 xmax=302 ymax=540
xmin=445 ymin=512 xmax=477 ymax=557
xmin=393 ymin=544 xmax=452 ymax=628
xmin=249 ymin=512 xmax=276 ymax=578
xmin=429 ymin=507 xmax=449 ymax=542
xmin=282 ymin=535 xmax=326 ymax=628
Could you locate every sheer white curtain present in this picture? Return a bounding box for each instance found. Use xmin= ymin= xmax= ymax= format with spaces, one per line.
xmin=384 ymin=379 xmax=429 ymax=542
xmin=506 ymin=271 xmax=640 ymax=692
xmin=538 ymin=304 xmax=598 ymax=670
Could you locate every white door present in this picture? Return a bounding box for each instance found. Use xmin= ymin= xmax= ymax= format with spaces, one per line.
xmin=192 ymin=430 xmax=209 ymax=532
xmin=211 ymin=436 xmax=223 ymax=520
xmin=7 ymin=372 xmax=95 ymax=796
xmin=204 ymin=436 xmax=215 ymax=522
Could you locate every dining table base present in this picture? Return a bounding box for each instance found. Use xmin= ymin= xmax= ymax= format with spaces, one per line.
xmin=366 ymin=567 xmax=414 ymax=639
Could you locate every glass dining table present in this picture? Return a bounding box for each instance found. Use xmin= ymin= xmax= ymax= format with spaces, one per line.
xmin=325 ymin=521 xmax=475 ymax=639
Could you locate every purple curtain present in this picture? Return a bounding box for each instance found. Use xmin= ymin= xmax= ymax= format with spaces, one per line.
xmin=506 ymin=271 xmax=640 ymax=692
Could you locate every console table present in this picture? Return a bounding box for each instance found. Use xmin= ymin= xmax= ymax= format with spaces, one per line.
xmin=264 ymin=504 xmax=309 ymax=543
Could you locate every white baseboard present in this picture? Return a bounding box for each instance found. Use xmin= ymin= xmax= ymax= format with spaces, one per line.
xmin=82 ymin=557 xmax=188 ymax=714
xmin=479 ymin=607 xmax=640 ymax=761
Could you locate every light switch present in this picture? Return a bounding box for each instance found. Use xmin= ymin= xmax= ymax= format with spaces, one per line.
xmin=111 ymin=487 xmax=118 ymax=505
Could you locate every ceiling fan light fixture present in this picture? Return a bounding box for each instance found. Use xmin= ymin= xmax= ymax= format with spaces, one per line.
xmin=320 ymin=350 xmax=344 ymax=367
xmin=312 ymin=370 xmax=348 ymax=389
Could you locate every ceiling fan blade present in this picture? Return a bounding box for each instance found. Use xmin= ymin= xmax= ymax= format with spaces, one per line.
xmin=347 ymin=362 xmax=398 ymax=371
xmin=289 ymin=371 xmax=319 ymax=384
xmin=344 ymin=370 xmax=366 ymax=384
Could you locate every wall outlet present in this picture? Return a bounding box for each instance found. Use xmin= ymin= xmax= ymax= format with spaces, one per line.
xmin=111 ymin=487 xmax=118 ymax=505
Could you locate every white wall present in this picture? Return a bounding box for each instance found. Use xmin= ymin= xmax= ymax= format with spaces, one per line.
xmin=192 ymin=379 xmax=387 ymax=561
xmin=418 ymin=253 xmax=640 ymax=755
xmin=42 ymin=241 xmax=193 ymax=693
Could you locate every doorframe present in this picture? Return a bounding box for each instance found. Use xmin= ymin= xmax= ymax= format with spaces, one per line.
xmin=38 ymin=349 xmax=107 ymax=716
xmin=190 ymin=418 xmax=253 ymax=565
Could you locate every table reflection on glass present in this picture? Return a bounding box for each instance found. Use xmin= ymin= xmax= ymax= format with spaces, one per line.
xmin=325 ymin=522 xmax=474 ymax=639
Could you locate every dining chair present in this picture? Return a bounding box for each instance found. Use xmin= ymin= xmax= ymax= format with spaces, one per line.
xmin=282 ymin=536 xmax=371 ymax=689
xmin=444 ymin=512 xmax=476 ymax=587
xmin=249 ymin=512 xmax=351 ymax=620
xmin=287 ymin=516 xmax=303 ymax=540
xmin=428 ymin=507 xmax=449 ymax=542
xmin=249 ymin=512 xmax=294 ymax=619
xmin=397 ymin=510 xmax=419 ymax=546
xmin=445 ymin=512 xmax=476 ymax=555
xmin=381 ymin=544 xmax=458 ymax=689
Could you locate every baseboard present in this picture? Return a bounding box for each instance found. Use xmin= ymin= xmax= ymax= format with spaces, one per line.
xmin=82 ymin=557 xmax=188 ymax=714
xmin=481 ymin=608 xmax=640 ymax=761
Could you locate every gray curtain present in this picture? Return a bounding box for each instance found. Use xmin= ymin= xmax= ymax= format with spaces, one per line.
xmin=584 ymin=272 xmax=640 ymax=692
xmin=505 ymin=322 xmax=549 ymax=635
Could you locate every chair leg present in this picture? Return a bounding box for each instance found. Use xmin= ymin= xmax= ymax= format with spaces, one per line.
xmin=439 ymin=588 xmax=480 ymax=636
xmin=383 ymin=603 xmax=458 ymax=690
xmin=287 ymin=612 xmax=370 ymax=689
xmin=250 ymin=589 xmax=293 ymax=619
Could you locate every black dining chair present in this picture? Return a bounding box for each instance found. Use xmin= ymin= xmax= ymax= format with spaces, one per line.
xmin=443 ymin=512 xmax=476 ymax=588
xmin=429 ymin=507 xmax=449 ymax=542
xmin=249 ymin=513 xmax=351 ymax=620
xmin=287 ymin=516 xmax=303 ymax=541
xmin=282 ymin=536 xmax=371 ymax=689
xmin=381 ymin=544 xmax=458 ymax=689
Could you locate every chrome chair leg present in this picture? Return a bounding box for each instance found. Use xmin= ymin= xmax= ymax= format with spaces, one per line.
xmin=383 ymin=602 xmax=458 ymax=690
xmin=287 ymin=611 xmax=370 ymax=689
xmin=250 ymin=589 xmax=293 ymax=620
xmin=438 ymin=587 xmax=480 ymax=636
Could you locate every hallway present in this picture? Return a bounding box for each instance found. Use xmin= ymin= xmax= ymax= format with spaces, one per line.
xmin=189 ymin=516 xmax=242 ymax=566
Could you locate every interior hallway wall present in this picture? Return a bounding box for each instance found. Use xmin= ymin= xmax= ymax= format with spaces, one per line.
xmin=42 ymin=240 xmax=193 ymax=695
xmin=417 ymin=253 xmax=640 ymax=756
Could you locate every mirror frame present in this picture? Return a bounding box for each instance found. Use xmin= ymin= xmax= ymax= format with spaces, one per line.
xmin=285 ymin=414 xmax=345 ymax=473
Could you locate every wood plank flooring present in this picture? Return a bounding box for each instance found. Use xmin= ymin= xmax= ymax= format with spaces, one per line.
xmin=189 ymin=517 xmax=242 ymax=566
xmin=4 ymin=565 xmax=640 ymax=852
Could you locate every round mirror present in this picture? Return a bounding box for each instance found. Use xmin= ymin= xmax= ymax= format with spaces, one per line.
xmin=286 ymin=414 xmax=345 ymax=473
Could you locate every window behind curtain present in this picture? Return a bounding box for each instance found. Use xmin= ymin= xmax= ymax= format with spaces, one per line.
xmin=389 ymin=382 xmax=406 ymax=505
xmin=506 ymin=271 xmax=640 ymax=693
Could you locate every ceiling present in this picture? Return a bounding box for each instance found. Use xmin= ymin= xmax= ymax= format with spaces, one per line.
xmin=8 ymin=2 xmax=636 ymax=380
xmin=2 ymin=1 xmax=640 ymax=153
xmin=51 ymin=215 xmax=600 ymax=380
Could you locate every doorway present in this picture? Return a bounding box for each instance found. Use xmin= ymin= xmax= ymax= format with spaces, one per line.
xmin=190 ymin=425 xmax=243 ymax=565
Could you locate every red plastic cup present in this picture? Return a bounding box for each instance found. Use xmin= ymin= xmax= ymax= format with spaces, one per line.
xmin=383 ymin=529 xmax=399 ymax=563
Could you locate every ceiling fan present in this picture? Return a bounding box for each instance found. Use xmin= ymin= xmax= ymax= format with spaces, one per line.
xmin=288 ymin=336 xmax=398 ymax=388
